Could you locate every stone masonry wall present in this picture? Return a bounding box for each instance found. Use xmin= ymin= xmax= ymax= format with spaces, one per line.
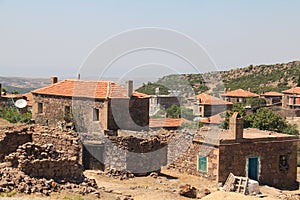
xmin=108 ymin=97 xmax=149 ymax=131
xmin=219 ymin=140 xmax=298 ymax=189
xmin=168 ymin=141 xmax=219 ymax=181
xmin=0 ymin=126 xmax=32 ymax=162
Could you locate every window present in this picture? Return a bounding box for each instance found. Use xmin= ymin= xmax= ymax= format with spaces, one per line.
xmin=37 ymin=103 xmax=43 ymax=114
xmin=65 ymin=106 xmax=71 ymax=115
xmin=197 ymin=156 xmax=207 ymax=173
xmin=93 ymin=108 xmax=100 ymax=121
xmin=279 ymin=155 xmax=289 ymax=172
xmin=64 ymin=106 xmax=72 ymax=122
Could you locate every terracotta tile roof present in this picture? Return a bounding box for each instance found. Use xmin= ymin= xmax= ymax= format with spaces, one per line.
xmin=31 ymin=79 xmax=149 ymax=99
xmin=223 ymin=89 xmax=259 ymax=98
xmin=199 ymin=112 xmax=225 ymax=125
xmin=149 ymin=118 xmax=192 ymax=128
xmin=23 ymin=93 xmax=33 ymax=107
xmin=260 ymin=91 xmax=282 ymax=97
xmin=282 ymin=87 xmax=300 ymax=95
xmin=196 ymin=93 xmax=232 ymax=105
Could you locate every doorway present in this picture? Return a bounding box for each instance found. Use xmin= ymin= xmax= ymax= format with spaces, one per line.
xmin=248 ymin=156 xmax=259 ymax=180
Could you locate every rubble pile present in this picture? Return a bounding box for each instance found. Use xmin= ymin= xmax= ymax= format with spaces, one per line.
xmin=0 ymin=167 xmax=99 ymax=197
xmin=0 ymin=124 xmax=102 ymax=197
xmin=102 ymin=168 xmax=135 ymax=180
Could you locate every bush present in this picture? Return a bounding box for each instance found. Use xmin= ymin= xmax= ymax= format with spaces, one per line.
xmin=0 ymin=107 xmax=31 ymax=123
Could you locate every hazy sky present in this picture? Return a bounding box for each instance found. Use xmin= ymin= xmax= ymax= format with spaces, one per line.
xmin=0 ymin=0 xmax=299 ymax=79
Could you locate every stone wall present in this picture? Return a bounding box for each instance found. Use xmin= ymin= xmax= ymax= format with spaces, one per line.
xmin=218 ymin=140 xmax=297 ymax=189
xmin=108 ymin=97 xmax=149 ymax=131
xmin=32 ymin=94 xmax=149 ymax=132
xmin=168 ymin=141 xmax=219 ymax=181
xmin=203 ymin=104 xmax=232 ymax=117
xmin=0 ymin=126 xmax=32 ymax=162
xmin=5 ymin=142 xmax=83 ymax=182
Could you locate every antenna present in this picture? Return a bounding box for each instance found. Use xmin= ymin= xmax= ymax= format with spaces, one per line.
xmin=14 ymin=99 xmax=27 ymax=108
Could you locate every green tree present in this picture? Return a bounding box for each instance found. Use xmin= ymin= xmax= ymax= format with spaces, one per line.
xmin=246 ymin=98 xmax=266 ymax=112
xmin=166 ymin=104 xmax=180 ymax=118
xmin=11 ymin=90 xmax=19 ymax=94
xmin=166 ymin=105 xmax=194 ymax=120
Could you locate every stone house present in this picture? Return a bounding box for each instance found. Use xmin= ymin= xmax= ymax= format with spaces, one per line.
xmin=221 ymin=89 xmax=259 ymax=104
xmin=282 ymin=87 xmax=300 ymax=109
xmin=149 ymin=95 xmax=183 ymax=117
xmin=260 ymin=92 xmax=282 ymax=106
xmin=31 ymin=77 xmax=150 ymax=132
xmin=171 ymin=113 xmax=298 ymax=189
xmin=195 ymin=93 xmax=232 ymax=117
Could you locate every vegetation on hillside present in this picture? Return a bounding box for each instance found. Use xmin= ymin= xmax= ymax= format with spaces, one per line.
xmin=137 ymin=61 xmax=300 ymax=95
xmin=136 ymin=82 xmax=170 ymax=95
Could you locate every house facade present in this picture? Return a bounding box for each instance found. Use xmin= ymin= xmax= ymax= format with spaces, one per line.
xmin=282 ymin=87 xmax=300 ymax=109
xmin=31 ymin=78 xmax=150 ymax=132
xmin=221 ymin=89 xmax=259 ymax=104
xmin=171 ymin=113 xmax=298 ymax=189
xmin=149 ymin=95 xmax=183 ymax=116
xmin=195 ymin=93 xmax=232 ymax=117
xmin=260 ymin=92 xmax=282 ymax=106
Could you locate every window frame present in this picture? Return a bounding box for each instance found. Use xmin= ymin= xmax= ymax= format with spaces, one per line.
xmin=197 ymin=155 xmax=208 ymax=173
xmin=37 ymin=102 xmax=43 ymax=114
xmin=93 ymin=108 xmax=100 ymax=121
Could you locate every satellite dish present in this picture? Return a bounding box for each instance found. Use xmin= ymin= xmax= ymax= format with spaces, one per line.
xmin=15 ymin=99 xmax=27 ymax=108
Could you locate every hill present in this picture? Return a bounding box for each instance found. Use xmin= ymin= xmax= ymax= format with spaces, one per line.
xmin=0 ymin=77 xmax=49 ymax=94
xmin=137 ymin=61 xmax=300 ymax=95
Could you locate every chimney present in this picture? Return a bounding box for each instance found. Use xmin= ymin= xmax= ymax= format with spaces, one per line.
xmin=77 ymin=73 xmax=81 ymax=80
xmin=126 ymin=80 xmax=133 ymax=97
xmin=0 ymin=83 xmax=2 ymax=97
xmin=51 ymin=77 xmax=58 ymax=85
xmin=229 ymin=112 xmax=244 ymax=141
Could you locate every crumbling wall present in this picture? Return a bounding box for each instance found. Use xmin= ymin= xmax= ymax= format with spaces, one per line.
xmin=5 ymin=143 xmax=83 ymax=182
xmin=0 ymin=126 xmax=32 ymax=162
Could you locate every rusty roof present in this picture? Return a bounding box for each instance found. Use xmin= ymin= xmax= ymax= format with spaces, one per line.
xmin=282 ymin=87 xmax=300 ymax=95
xmin=196 ymin=93 xmax=232 ymax=105
xmin=31 ymin=79 xmax=149 ymax=99
xmin=223 ymin=89 xmax=259 ymax=98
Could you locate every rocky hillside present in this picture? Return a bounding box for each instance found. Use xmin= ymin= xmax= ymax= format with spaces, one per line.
xmin=138 ymin=61 xmax=300 ymax=96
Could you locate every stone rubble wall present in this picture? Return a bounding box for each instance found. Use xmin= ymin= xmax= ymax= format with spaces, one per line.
xmin=0 ymin=126 xmax=32 ymax=162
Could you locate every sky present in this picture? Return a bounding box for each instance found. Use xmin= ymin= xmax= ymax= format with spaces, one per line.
xmin=0 ymin=0 xmax=300 ymax=81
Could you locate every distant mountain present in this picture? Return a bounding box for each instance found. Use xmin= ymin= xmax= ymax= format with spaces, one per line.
xmin=137 ymin=61 xmax=300 ymax=96
xmin=0 ymin=77 xmax=49 ymax=94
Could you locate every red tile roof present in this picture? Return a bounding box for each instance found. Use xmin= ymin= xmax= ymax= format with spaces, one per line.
xmin=23 ymin=93 xmax=33 ymax=107
xmin=32 ymin=79 xmax=149 ymax=99
xmin=260 ymin=91 xmax=282 ymax=97
xmin=149 ymin=118 xmax=192 ymax=128
xmin=282 ymin=87 xmax=300 ymax=95
xmin=223 ymin=89 xmax=259 ymax=98
xmin=196 ymin=93 xmax=232 ymax=105
xmin=199 ymin=112 xmax=225 ymax=125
